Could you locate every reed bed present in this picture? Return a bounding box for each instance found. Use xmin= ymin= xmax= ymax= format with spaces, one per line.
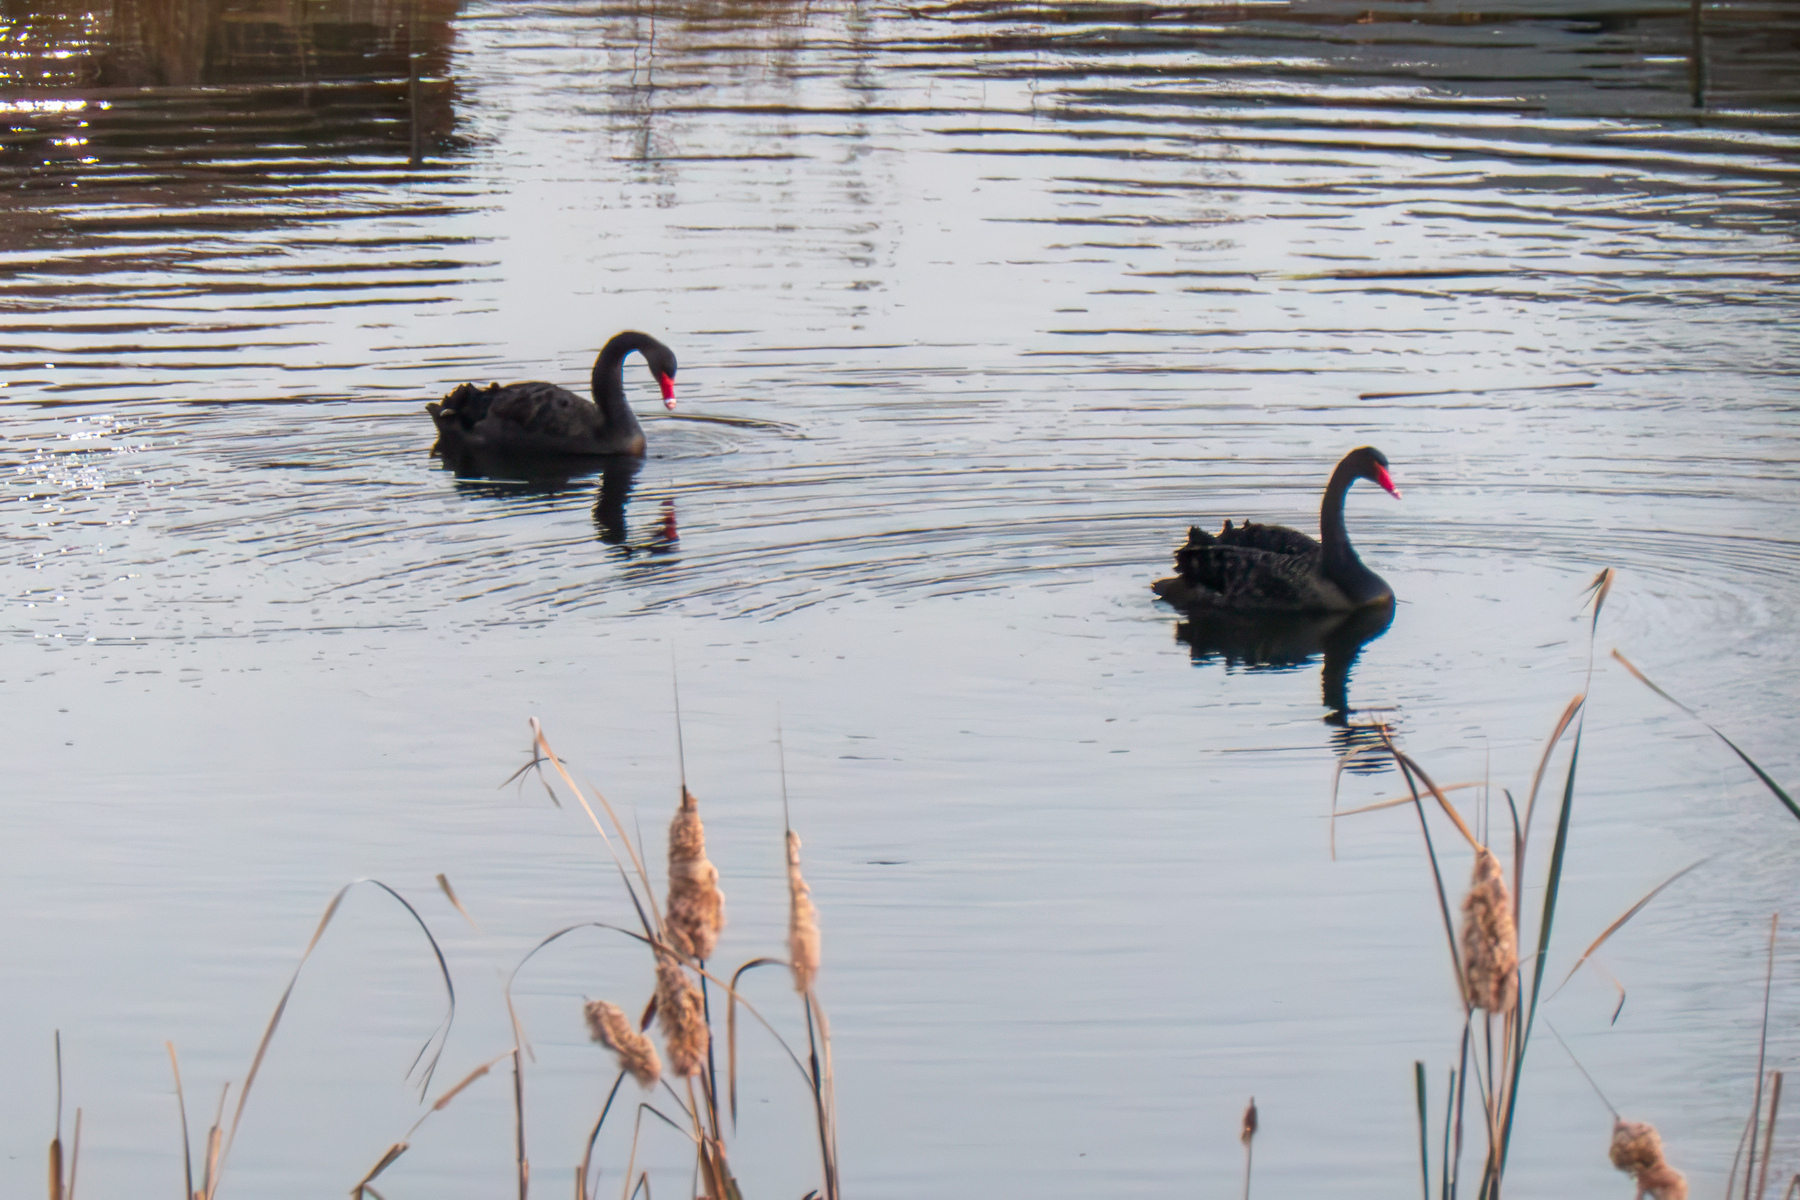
xmin=105 ymin=716 xmax=835 ymax=1200
xmin=1332 ymin=570 xmax=1798 ymax=1199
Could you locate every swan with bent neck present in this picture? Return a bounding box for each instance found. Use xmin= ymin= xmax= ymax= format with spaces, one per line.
xmin=426 ymin=331 xmax=678 ymax=458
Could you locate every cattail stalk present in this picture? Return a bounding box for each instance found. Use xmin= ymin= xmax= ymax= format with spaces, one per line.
xmin=787 ymin=830 xmax=822 ymax=993
xmin=584 ymin=1001 xmax=661 ymax=1088
xmin=1611 ymin=1118 xmax=1688 ymax=1200
xmin=1240 ymin=1097 xmax=1258 ymax=1200
xmin=654 ymin=954 xmax=709 ymax=1078
xmin=1460 ymin=846 xmax=1519 ymax=1012
xmin=666 ymin=788 xmax=724 ymax=963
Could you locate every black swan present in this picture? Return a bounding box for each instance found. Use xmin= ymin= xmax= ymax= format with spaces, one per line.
xmin=1153 ymin=446 xmax=1401 ymax=611
xmin=426 ymin=331 xmax=678 ymax=458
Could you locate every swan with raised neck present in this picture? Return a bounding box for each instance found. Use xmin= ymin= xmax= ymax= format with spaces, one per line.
xmin=1152 ymin=446 xmax=1401 ymax=612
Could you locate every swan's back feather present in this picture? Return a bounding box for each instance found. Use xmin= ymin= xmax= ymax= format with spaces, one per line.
xmin=1157 ymin=519 xmax=1350 ymax=611
xmin=427 ymin=380 xmax=638 ymax=455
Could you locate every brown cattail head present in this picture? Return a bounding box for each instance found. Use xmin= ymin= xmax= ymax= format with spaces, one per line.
xmin=654 ymin=953 xmax=710 ymax=1078
xmin=1240 ymin=1097 xmax=1258 ymax=1145
xmin=786 ymin=829 xmax=822 ymax=994
xmin=1610 ymin=1119 xmax=1687 ymax=1200
xmin=585 ymin=999 xmax=661 ymax=1088
xmin=666 ymin=787 xmax=725 ymax=962
xmin=1460 ymin=846 xmax=1519 ymax=1012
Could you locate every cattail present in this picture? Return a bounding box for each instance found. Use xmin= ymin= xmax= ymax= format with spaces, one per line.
xmin=786 ymin=830 xmax=821 ymax=993
xmin=584 ymin=1000 xmax=661 ymax=1088
xmin=1460 ymin=845 xmax=1519 ymax=1012
xmin=1610 ymin=1119 xmax=1687 ymax=1200
xmin=654 ymin=954 xmax=709 ymax=1078
xmin=666 ymin=787 xmax=725 ymax=962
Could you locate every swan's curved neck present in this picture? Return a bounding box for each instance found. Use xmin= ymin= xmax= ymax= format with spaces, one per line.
xmin=1318 ymin=457 xmax=1358 ymax=564
xmin=591 ymin=332 xmax=658 ymax=431
xmin=1318 ymin=458 xmax=1390 ymax=604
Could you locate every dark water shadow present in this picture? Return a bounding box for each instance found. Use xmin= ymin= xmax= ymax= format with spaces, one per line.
xmin=1171 ymin=602 xmax=1397 ymax=772
xmin=434 ymin=444 xmax=679 ymax=556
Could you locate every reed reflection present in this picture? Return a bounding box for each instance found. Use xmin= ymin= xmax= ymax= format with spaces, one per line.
xmin=1 ymin=0 xmax=460 ymax=163
xmin=1172 ymin=603 xmax=1396 ymax=772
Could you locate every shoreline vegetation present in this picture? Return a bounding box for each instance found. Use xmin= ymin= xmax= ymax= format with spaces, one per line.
xmin=50 ymin=718 xmax=836 ymax=1200
xmin=1333 ymin=570 xmax=1798 ymax=1200
xmin=45 ymin=573 xmax=1797 ymax=1198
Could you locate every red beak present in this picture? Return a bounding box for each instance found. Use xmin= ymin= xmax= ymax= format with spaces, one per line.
xmin=658 ymin=374 xmax=676 ymax=410
xmin=1374 ymin=463 xmax=1401 ymax=499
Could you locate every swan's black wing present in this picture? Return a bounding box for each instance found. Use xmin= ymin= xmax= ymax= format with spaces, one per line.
xmin=428 ymin=381 xmax=604 ymax=442
xmin=485 ymin=382 xmax=602 ymax=439
xmin=1171 ymin=544 xmax=1325 ymax=609
xmin=1156 ymin=520 xmax=1345 ymax=610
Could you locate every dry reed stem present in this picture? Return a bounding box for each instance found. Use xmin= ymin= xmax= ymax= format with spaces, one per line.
xmin=1757 ymin=1072 xmax=1784 ymax=1200
xmin=587 ymin=1001 xmax=662 ymax=1088
xmin=655 ymin=954 xmax=710 ymax=1078
xmin=1461 ymin=846 xmax=1519 ymax=1012
xmin=666 ymin=788 xmax=725 ymax=962
xmin=1611 ymin=1119 xmax=1688 ymax=1200
xmin=786 ymin=831 xmax=821 ymax=993
xmin=1240 ymin=1096 xmax=1257 ymax=1200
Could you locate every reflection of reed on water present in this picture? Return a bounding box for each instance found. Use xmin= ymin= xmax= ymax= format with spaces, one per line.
xmin=1 ymin=0 xmax=461 ymax=163
xmin=1173 ymin=602 xmax=1397 ymax=771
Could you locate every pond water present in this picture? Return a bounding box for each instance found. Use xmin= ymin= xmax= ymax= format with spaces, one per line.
xmin=2 ymin=1 xmax=1798 ymax=1196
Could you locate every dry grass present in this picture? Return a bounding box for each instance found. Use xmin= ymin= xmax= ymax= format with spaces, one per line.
xmin=513 ymin=720 xmax=839 ymax=1200
xmin=1334 ymin=569 xmax=1797 ymax=1198
xmin=114 ymin=715 xmax=835 ymax=1200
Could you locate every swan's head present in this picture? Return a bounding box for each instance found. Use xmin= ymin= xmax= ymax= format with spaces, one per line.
xmin=1355 ymin=446 xmax=1401 ymax=499
xmin=645 ymin=343 xmax=679 ymax=411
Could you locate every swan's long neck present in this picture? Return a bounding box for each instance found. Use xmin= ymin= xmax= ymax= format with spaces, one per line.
xmin=591 ymin=332 xmax=656 ymax=433
xmin=1318 ymin=457 xmax=1358 ymax=566
xmin=1318 ymin=457 xmax=1390 ymax=604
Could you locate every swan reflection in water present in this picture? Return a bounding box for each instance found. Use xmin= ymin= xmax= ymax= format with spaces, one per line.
xmin=433 ymin=443 xmax=678 ymax=556
xmin=1171 ymin=602 xmax=1397 ymax=772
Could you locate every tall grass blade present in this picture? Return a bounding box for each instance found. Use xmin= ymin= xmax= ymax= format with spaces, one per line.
xmin=166 ymin=1043 xmax=194 ymax=1200
xmin=66 ymin=1115 xmax=80 ymax=1200
xmin=725 ymin=958 xmax=785 ymax=1127
xmin=1518 ymin=694 xmax=1584 ymax=881
xmin=350 ymin=1143 xmax=409 ymax=1199
xmin=214 ymin=880 xmax=456 ymax=1198
xmin=1501 ymin=719 xmax=1585 ymax=1172
xmin=1544 ymin=1022 xmax=1618 ymax=1118
xmin=1240 ymin=1096 xmax=1257 ymax=1200
xmin=579 ymin=1072 xmax=627 ymax=1200
xmin=1414 ymin=1062 xmax=1429 ymax=1200
xmin=50 ymin=1030 xmax=64 ymax=1200
xmin=528 ymin=720 xmax=663 ymax=934
xmin=1550 ymin=859 xmax=1709 ymax=998
xmin=1335 ymin=782 xmax=1487 ymax=820
xmin=1757 ymin=1072 xmax=1783 ymax=1200
xmin=1389 ymin=749 xmax=1468 ymax=993
xmin=1745 ymin=915 xmax=1779 ymax=1200
xmin=1611 ymin=651 xmax=1799 ymax=824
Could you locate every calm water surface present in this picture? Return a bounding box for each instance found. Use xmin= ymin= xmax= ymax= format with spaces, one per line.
xmin=2 ymin=1 xmax=1798 ymax=1196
